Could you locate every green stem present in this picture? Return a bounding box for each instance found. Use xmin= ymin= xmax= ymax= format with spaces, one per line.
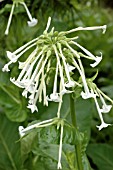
xmin=70 ymin=95 xmax=83 ymax=170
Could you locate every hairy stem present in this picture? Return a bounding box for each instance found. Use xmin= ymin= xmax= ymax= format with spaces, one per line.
xmin=70 ymin=95 xmax=83 ymax=170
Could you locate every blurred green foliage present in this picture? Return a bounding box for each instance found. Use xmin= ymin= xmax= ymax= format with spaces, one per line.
xmin=0 ymin=0 xmax=113 ymax=169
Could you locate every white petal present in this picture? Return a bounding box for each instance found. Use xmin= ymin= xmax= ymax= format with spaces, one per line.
xmin=22 ymin=90 xmax=28 ymax=98
xmin=81 ymin=91 xmax=96 ymax=99
xmin=29 ymin=93 xmax=34 ymax=100
xmin=90 ymin=53 xmax=102 ymax=67
xmin=10 ymin=77 xmax=25 ymax=88
xmin=27 ymin=18 xmax=38 ymax=27
xmin=96 ymin=122 xmax=111 ymax=131
xmin=28 ymin=84 xmax=35 ymax=93
xmin=101 ymin=104 xmax=112 ymax=113
xmin=60 ymin=88 xmax=73 ymax=95
xmin=18 ymin=126 xmax=25 ymax=137
xmin=6 ymin=51 xmax=17 ymax=61
xmin=27 ymin=104 xmax=38 ymax=113
xmin=66 ymin=63 xmax=75 ymax=72
xmin=46 ymin=93 xmax=61 ymax=102
xmin=65 ymin=80 xmax=75 ymax=88
xmin=57 ymin=162 xmax=62 ymax=169
xmin=2 ymin=64 xmax=10 ymax=72
xmin=102 ymin=25 xmax=107 ymax=34
xmin=18 ymin=61 xmax=26 ymax=69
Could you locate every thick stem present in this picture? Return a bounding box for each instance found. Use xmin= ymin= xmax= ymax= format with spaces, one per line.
xmin=70 ymin=95 xmax=83 ymax=170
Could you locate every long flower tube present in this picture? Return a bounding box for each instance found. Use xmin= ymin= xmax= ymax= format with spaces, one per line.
xmin=19 ymin=118 xmax=55 ymax=136
xmin=20 ymin=2 xmax=38 ymax=27
xmin=57 ymin=122 xmax=64 ymax=169
xmin=53 ymin=45 xmax=73 ymax=95
xmin=2 ymin=42 xmax=38 ymax=72
xmin=57 ymin=43 xmax=75 ymax=88
xmin=91 ymin=89 xmax=111 ymax=130
xmin=72 ymin=56 xmax=94 ymax=99
xmin=5 ymin=3 xmax=15 ymax=35
xmin=5 ymin=0 xmax=37 ymax=35
xmin=66 ymin=25 xmax=106 ymax=34
xmin=47 ymin=62 xmax=60 ymax=102
xmin=71 ymin=41 xmax=102 ymax=67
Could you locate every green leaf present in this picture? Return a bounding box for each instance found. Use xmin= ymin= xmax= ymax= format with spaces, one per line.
xmin=20 ymin=119 xmax=92 ymax=170
xmin=87 ymin=144 xmax=113 ymax=170
xmin=0 ymin=72 xmax=28 ymax=122
xmin=0 ymin=114 xmax=22 ymax=170
xmin=5 ymin=103 xmax=28 ymax=122
xmin=76 ymin=97 xmax=93 ymax=140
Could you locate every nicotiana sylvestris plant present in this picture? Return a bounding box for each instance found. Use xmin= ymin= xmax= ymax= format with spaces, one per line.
xmin=5 ymin=0 xmax=38 ymax=35
xmin=2 ymin=17 xmax=113 ymax=169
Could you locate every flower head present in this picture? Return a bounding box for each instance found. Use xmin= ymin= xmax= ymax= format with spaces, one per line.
xmin=3 ymin=17 xmax=109 ymax=116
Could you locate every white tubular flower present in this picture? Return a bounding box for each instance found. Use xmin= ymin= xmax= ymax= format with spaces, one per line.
xmin=53 ymin=45 xmax=73 ymax=95
xmin=66 ymin=63 xmax=75 ymax=72
xmin=21 ymin=118 xmax=54 ymax=133
xmin=57 ymin=83 xmax=63 ymax=118
xmin=27 ymin=18 xmax=38 ymax=27
xmin=2 ymin=64 xmax=10 ymax=72
xmin=92 ymin=89 xmax=111 ymax=130
xmin=57 ymin=123 xmax=64 ymax=170
xmin=57 ymin=43 xmax=75 ymax=88
xmin=47 ymin=94 xmax=61 ymax=102
xmin=14 ymin=37 xmax=39 ymax=55
xmin=71 ymin=41 xmax=102 ymax=67
xmin=10 ymin=77 xmax=25 ymax=88
xmin=6 ymin=51 xmax=17 ymax=61
xmin=99 ymin=93 xmax=112 ymax=113
xmin=18 ymin=126 xmax=25 ymax=137
xmin=81 ymin=91 xmax=95 ymax=99
xmin=22 ymin=89 xmax=28 ymax=98
xmin=66 ymin=25 xmax=107 ymax=34
xmin=23 ymin=52 xmax=44 ymax=91
xmin=90 ymin=53 xmax=102 ymax=68
xmin=2 ymin=42 xmax=37 ymax=72
xmin=72 ymin=58 xmax=94 ymax=99
xmin=47 ymin=62 xmax=60 ymax=102
xmin=96 ymin=122 xmax=111 ymax=131
xmin=10 ymin=49 xmax=39 ymax=89
xmin=20 ymin=2 xmax=38 ymax=27
xmin=27 ymin=104 xmax=38 ymax=113
xmin=44 ymin=17 xmax=51 ymax=33
xmin=5 ymin=3 xmax=15 ymax=35
xmin=42 ymin=70 xmax=48 ymax=106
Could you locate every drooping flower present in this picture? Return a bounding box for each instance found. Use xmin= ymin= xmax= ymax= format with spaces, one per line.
xmin=5 ymin=0 xmax=38 ymax=35
xmin=93 ymin=92 xmax=111 ymax=131
xmin=86 ymin=80 xmax=113 ymax=130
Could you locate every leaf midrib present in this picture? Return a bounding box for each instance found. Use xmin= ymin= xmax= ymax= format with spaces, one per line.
xmin=0 ymin=132 xmax=17 ymax=170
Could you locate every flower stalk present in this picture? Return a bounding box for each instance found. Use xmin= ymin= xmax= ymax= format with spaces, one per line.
xmin=70 ymin=95 xmax=83 ymax=170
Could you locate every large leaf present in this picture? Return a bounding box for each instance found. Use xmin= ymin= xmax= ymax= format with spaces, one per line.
xmin=76 ymin=97 xmax=93 ymax=140
xmin=20 ymin=119 xmax=92 ymax=170
xmin=0 ymin=114 xmax=22 ymax=170
xmin=87 ymin=144 xmax=113 ymax=170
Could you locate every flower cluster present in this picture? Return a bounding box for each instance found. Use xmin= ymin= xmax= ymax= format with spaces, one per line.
xmin=3 ymin=17 xmax=113 ymax=131
xmin=3 ymin=16 xmax=113 ymax=169
xmin=5 ymin=0 xmax=38 ymax=35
